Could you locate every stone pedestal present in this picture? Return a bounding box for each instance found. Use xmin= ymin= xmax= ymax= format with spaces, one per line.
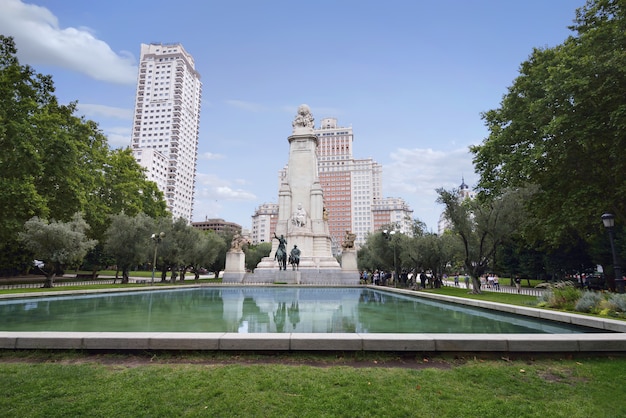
xmin=341 ymin=249 xmax=358 ymax=272
xmin=222 ymin=251 xmax=246 ymax=283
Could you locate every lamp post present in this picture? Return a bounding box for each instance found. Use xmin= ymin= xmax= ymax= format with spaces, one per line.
xmin=383 ymin=229 xmax=401 ymax=286
xmin=151 ymin=232 xmax=165 ymax=285
xmin=601 ymin=213 xmax=623 ymax=294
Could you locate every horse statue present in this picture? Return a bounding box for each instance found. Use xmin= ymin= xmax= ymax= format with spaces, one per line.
xmin=275 ymin=246 xmax=287 ymax=271
xmin=273 ymin=233 xmax=287 ymax=271
xmin=289 ymin=245 xmax=301 ymax=271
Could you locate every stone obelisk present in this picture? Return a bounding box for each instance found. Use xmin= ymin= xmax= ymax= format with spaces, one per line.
xmin=247 ymin=105 xmax=357 ymax=285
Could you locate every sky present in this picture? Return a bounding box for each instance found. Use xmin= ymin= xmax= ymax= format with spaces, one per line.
xmin=0 ymin=0 xmax=584 ymax=232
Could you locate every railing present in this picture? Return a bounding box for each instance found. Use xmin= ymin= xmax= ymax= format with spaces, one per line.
xmin=442 ymin=280 xmax=544 ymax=297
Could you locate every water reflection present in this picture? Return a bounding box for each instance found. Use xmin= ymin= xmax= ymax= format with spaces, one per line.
xmin=0 ymin=287 xmax=599 ymax=334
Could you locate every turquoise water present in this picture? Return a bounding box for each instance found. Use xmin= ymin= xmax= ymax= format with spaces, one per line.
xmin=0 ymin=287 xmax=600 ymax=333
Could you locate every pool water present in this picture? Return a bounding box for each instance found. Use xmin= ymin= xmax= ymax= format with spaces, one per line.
xmin=0 ymin=287 xmax=599 ymax=334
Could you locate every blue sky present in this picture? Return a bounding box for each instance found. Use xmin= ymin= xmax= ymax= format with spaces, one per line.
xmin=1 ymin=0 xmax=582 ymax=231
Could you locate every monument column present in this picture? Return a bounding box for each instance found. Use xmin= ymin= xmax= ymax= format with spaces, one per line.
xmin=252 ymin=105 xmax=358 ymax=285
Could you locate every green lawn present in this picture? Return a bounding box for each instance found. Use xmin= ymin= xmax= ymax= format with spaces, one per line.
xmin=1 ymin=351 xmax=625 ymax=417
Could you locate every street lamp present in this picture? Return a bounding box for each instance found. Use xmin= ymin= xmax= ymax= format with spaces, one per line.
xmin=151 ymin=232 xmax=165 ymax=285
xmin=383 ymin=229 xmax=402 ymax=286
xmin=601 ymin=213 xmax=623 ymax=294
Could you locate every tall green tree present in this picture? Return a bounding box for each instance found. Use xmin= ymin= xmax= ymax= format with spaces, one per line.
xmin=437 ymin=187 xmax=529 ymax=293
xmin=471 ymin=0 xmax=626 ymax=248
xmin=104 ymin=213 xmax=153 ymax=283
xmin=18 ymin=213 xmax=96 ymax=287
xmin=0 ymin=36 xmax=168 ymax=274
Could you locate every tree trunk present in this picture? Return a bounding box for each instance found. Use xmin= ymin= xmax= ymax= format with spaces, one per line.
xmin=470 ymin=276 xmax=482 ymax=294
xmin=121 ymin=267 xmax=130 ymax=284
xmin=42 ymin=273 xmax=55 ymax=288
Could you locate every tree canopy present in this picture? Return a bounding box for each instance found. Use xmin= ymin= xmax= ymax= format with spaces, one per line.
xmin=0 ymin=35 xmax=167 ymax=274
xmin=471 ymin=0 xmax=626 ymax=247
xmin=18 ymin=213 xmax=96 ymax=287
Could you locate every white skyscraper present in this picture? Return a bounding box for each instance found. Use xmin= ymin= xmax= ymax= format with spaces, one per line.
xmin=131 ymin=43 xmax=202 ymax=221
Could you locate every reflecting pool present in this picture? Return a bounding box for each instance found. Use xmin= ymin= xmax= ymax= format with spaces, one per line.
xmin=0 ymin=287 xmax=600 ymax=333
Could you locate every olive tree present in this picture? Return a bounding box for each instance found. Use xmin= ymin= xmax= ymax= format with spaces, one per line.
xmin=18 ymin=213 xmax=96 ymax=287
xmin=437 ymin=187 xmax=530 ymax=293
xmin=103 ymin=213 xmax=153 ymax=283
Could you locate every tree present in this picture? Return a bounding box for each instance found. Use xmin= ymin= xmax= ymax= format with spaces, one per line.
xmin=437 ymin=188 xmax=529 ymax=293
xmin=18 ymin=213 xmax=96 ymax=287
xmin=471 ymin=0 xmax=626 ymax=250
xmin=104 ymin=213 xmax=153 ymax=283
xmin=0 ymin=36 xmax=168 ymax=275
xmin=245 ymin=242 xmax=272 ymax=272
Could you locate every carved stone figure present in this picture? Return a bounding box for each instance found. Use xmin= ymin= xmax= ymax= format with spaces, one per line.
xmin=230 ymin=234 xmax=247 ymax=252
xmin=342 ymin=230 xmax=356 ymax=249
xmin=291 ymin=203 xmax=308 ymax=228
xmin=292 ymin=104 xmax=315 ymax=131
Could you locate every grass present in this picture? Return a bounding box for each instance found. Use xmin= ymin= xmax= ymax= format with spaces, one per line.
xmin=423 ymin=286 xmax=539 ymax=306
xmin=2 ymin=281 xmax=625 ymax=416
xmin=0 ymin=351 xmax=625 ymax=417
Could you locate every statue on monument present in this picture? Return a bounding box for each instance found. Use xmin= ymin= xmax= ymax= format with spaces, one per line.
xmin=292 ymin=104 xmax=315 ymax=131
xmin=291 ymin=202 xmax=308 ymax=228
xmin=289 ymin=245 xmax=301 ymax=271
xmin=273 ymin=232 xmax=288 ymax=270
xmin=342 ymin=230 xmax=356 ymax=250
xmin=229 ymin=233 xmax=247 ymax=252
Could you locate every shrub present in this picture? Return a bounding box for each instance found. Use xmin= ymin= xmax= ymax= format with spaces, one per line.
xmin=536 ymin=282 xmax=581 ymax=310
xmin=574 ymin=291 xmax=603 ymax=313
xmin=607 ymin=294 xmax=626 ymax=312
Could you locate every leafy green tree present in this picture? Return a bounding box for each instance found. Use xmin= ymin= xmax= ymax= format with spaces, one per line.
xmin=155 ymin=217 xmax=190 ymax=282
xmin=0 ymin=36 xmax=168 ymax=275
xmin=437 ymin=187 xmax=529 ymax=293
xmin=471 ymin=0 xmax=626 ymax=250
xmin=104 ymin=213 xmax=153 ymax=283
xmin=245 ymin=242 xmax=272 ymax=271
xmin=18 ymin=213 xmax=96 ymax=287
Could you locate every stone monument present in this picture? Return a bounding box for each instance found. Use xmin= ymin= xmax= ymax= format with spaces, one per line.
xmin=238 ymin=105 xmax=358 ymax=285
xmin=222 ymin=234 xmax=247 ymax=282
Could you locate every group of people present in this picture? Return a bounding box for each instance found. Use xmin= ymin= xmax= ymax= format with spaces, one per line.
xmin=480 ymin=274 xmax=500 ymax=290
xmin=359 ymin=270 xmax=443 ymax=289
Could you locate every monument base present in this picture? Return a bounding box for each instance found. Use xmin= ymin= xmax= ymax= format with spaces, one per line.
xmin=340 ymin=249 xmax=358 ymax=272
xmin=222 ymin=251 xmax=246 ymax=284
xmin=245 ymin=267 xmax=358 ymax=285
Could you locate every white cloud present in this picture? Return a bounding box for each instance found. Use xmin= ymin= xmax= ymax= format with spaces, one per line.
xmin=77 ymin=103 xmax=133 ymax=120
xmin=1 ymin=0 xmax=137 ymax=84
xmin=384 ymin=147 xmax=478 ymax=229
xmin=103 ymin=126 xmax=131 ymax=148
xmin=199 ymin=152 xmax=225 ymax=160
xmin=196 ymin=173 xmax=257 ymax=201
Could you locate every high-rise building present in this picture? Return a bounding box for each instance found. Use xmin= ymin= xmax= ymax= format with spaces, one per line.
xmin=316 ymin=118 xmax=383 ymax=249
xmin=131 ymin=43 xmax=202 ymax=222
xmin=250 ymin=202 xmax=279 ymax=244
xmin=372 ymin=197 xmax=414 ymax=234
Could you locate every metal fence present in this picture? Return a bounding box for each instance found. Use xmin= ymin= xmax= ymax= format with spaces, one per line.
xmin=442 ymin=280 xmax=544 ymax=297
